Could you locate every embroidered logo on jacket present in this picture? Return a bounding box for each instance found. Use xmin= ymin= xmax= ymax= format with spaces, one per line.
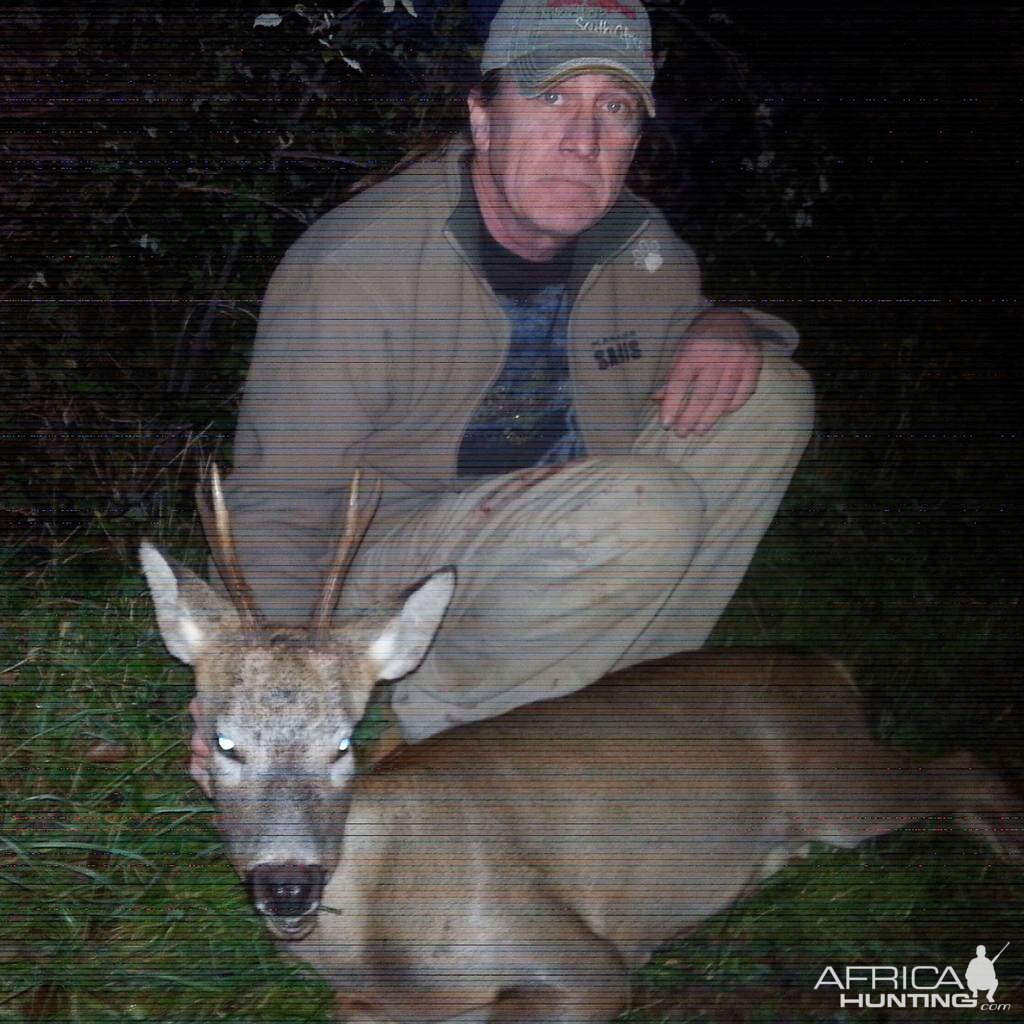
xmin=632 ymin=238 xmax=663 ymax=273
xmin=593 ymin=330 xmax=643 ymax=370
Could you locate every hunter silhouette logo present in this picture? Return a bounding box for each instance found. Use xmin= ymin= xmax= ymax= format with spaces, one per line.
xmin=966 ymin=943 xmax=1008 ymax=1003
xmin=814 ymin=943 xmax=1011 ymax=1011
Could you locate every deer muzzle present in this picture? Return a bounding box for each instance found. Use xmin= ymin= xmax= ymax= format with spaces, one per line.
xmin=246 ymin=862 xmax=326 ymax=939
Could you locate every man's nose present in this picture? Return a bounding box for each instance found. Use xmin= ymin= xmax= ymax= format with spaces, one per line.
xmin=560 ymin=110 xmax=600 ymax=159
xmin=247 ymin=862 xmax=325 ymax=918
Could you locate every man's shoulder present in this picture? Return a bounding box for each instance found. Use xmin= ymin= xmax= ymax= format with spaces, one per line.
xmin=281 ymin=145 xmax=460 ymax=268
xmin=631 ymin=197 xmax=698 ymax=259
xmin=599 ymin=192 xmax=701 ymax=288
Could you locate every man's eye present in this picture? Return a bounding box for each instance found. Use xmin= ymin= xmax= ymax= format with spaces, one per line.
xmin=541 ymin=91 xmax=563 ymax=106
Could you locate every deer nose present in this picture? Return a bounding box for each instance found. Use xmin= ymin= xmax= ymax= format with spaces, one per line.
xmin=247 ymin=863 xmax=325 ymax=918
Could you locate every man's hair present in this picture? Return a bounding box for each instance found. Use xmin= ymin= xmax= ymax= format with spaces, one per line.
xmin=347 ymin=70 xmax=503 ymax=197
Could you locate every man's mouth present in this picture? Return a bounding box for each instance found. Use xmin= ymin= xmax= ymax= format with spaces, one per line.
xmin=544 ymin=175 xmax=595 ymax=190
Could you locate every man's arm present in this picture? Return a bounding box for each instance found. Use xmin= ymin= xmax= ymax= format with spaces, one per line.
xmin=220 ymin=255 xmax=393 ymax=623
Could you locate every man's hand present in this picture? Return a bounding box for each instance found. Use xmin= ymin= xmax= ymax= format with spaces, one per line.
xmin=652 ymin=310 xmax=762 ymax=437
xmin=188 ymin=697 xmax=213 ymax=798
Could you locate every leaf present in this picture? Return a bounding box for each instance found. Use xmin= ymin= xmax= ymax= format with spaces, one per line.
xmin=85 ymin=740 xmax=131 ymax=764
xmin=253 ymin=13 xmax=282 ymax=28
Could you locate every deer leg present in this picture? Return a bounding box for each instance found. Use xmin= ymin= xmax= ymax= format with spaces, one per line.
xmin=790 ymin=745 xmax=1023 ymax=854
xmin=332 ymin=996 xmax=393 ymax=1023
xmin=333 ymin=981 xmax=628 ymax=1024
xmin=943 ymin=755 xmax=1023 ymax=858
xmin=481 ymin=916 xmax=630 ymax=1024
xmin=485 ymin=981 xmax=629 ymax=1024
xmin=333 ymin=1011 xmax=390 ymax=1024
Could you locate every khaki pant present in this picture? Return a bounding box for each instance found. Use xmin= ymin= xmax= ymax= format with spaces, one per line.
xmin=342 ymin=351 xmax=814 ymax=741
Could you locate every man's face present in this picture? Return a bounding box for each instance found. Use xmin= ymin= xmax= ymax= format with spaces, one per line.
xmin=469 ymin=71 xmax=643 ymax=258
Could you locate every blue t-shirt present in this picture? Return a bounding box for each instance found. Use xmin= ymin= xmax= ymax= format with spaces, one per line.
xmin=456 ymin=230 xmax=587 ymax=478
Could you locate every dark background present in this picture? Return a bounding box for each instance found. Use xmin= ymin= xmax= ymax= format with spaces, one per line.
xmin=1 ymin=1 xmax=1020 ymax=681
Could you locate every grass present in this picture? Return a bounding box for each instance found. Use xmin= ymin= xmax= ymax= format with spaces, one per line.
xmin=1 ymin=326 xmax=1020 ymax=1021
xmin=1 ymin=524 xmax=336 ymax=1020
xmin=629 ymin=835 xmax=1021 ymax=1022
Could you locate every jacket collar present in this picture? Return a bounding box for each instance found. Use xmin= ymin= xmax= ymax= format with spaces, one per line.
xmin=442 ymin=135 xmax=651 ymax=292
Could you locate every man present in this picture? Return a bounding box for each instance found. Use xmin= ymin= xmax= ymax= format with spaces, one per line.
xmin=190 ymin=0 xmax=813 ymax=787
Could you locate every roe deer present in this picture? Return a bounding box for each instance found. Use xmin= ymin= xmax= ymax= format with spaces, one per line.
xmin=140 ymin=469 xmax=1021 ymax=1023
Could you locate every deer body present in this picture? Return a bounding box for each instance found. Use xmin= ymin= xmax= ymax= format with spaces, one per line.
xmin=282 ymin=650 xmax=1014 ymax=1023
xmin=140 ymin=471 xmax=1019 ymax=1023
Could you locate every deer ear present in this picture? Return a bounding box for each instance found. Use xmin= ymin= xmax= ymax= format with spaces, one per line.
xmin=367 ymin=568 xmax=456 ymax=682
xmin=139 ymin=541 xmax=241 ymax=664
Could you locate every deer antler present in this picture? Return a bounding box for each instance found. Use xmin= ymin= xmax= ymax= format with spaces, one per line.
xmin=196 ymin=462 xmax=264 ymax=629
xmin=310 ymin=469 xmax=382 ymax=639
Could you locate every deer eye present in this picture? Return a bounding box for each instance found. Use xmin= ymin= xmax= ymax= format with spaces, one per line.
xmin=215 ymin=734 xmax=240 ymax=759
xmin=335 ymin=736 xmax=352 ymax=760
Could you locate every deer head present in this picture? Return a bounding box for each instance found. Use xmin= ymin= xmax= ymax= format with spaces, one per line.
xmin=139 ymin=466 xmax=455 ymax=940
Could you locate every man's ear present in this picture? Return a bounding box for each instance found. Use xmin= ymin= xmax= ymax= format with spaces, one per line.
xmin=366 ymin=568 xmax=456 ymax=682
xmin=139 ymin=541 xmax=241 ymax=664
xmin=467 ymin=90 xmax=492 ymax=154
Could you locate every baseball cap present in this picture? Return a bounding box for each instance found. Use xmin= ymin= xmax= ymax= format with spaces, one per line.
xmin=481 ymin=0 xmax=656 ymax=118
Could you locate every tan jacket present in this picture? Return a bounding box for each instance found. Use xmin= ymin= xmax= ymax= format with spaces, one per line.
xmin=225 ymin=138 xmax=799 ymax=619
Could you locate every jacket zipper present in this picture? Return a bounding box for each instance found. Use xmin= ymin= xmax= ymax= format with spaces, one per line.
xmin=566 ymin=217 xmax=652 ymax=451
xmin=442 ymin=226 xmax=513 ymax=484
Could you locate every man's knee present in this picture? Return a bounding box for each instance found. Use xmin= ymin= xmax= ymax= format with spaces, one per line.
xmin=747 ymin=349 xmax=815 ymax=439
xmin=567 ymin=455 xmax=705 ymax=567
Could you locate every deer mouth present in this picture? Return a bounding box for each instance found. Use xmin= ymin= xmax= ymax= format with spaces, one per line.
xmin=246 ymin=862 xmax=326 ymax=941
xmin=262 ymin=911 xmax=318 ymax=941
